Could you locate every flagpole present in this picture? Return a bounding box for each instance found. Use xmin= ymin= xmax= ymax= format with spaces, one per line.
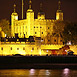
xmin=22 ymin=0 xmax=24 ymax=19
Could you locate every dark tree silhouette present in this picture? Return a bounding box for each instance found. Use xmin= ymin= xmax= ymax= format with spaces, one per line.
xmin=0 ymin=19 xmax=11 ymax=37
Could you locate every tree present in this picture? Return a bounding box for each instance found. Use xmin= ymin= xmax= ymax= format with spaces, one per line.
xmin=53 ymin=20 xmax=65 ymax=36
xmin=0 ymin=19 xmax=11 ymax=37
xmin=62 ymin=22 xmax=77 ymax=44
xmin=53 ymin=20 xmax=77 ymax=45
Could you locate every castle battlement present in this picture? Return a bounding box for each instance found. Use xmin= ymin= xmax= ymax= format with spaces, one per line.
xmin=41 ymin=44 xmax=64 ymax=50
xmin=0 ymin=41 xmax=35 ymax=45
xmin=34 ymin=19 xmax=55 ymax=22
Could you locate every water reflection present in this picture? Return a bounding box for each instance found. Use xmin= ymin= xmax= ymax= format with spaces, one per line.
xmin=62 ymin=68 xmax=70 ymax=77
xmin=0 ymin=69 xmax=77 ymax=77
xmin=0 ymin=69 xmax=30 ymax=77
xmin=46 ymin=70 xmax=50 ymax=75
xmin=29 ymin=69 xmax=51 ymax=76
xmin=30 ymin=69 xmax=35 ymax=75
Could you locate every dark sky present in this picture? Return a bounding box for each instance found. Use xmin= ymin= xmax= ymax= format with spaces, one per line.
xmin=0 ymin=0 xmax=77 ymax=22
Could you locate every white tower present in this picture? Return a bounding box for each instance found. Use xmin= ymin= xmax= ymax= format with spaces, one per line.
xmin=26 ymin=0 xmax=34 ymax=37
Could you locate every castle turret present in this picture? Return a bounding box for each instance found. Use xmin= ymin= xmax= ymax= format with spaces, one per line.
xmin=26 ymin=0 xmax=34 ymax=37
xmin=37 ymin=3 xmax=45 ymax=20
xmin=11 ymin=4 xmax=18 ymax=37
xmin=56 ymin=0 xmax=63 ymax=21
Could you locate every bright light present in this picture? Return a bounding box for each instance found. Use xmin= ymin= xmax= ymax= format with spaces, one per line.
xmin=39 ymin=50 xmax=41 ymax=55
xmin=47 ymin=50 xmax=48 ymax=52
xmin=63 ymin=68 xmax=70 ymax=77
xmin=67 ymin=41 xmax=71 ymax=45
xmin=18 ymin=50 xmax=26 ymax=55
xmin=65 ymin=50 xmax=67 ymax=52
xmin=15 ymin=16 xmax=18 ymax=20
xmin=5 ymin=34 xmax=7 ymax=37
xmin=31 ymin=50 xmax=32 ymax=54
xmin=41 ymin=40 xmax=43 ymax=42
xmin=46 ymin=70 xmax=50 ymax=75
xmin=30 ymin=69 xmax=35 ymax=75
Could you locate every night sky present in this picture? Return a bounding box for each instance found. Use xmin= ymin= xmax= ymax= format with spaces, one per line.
xmin=0 ymin=0 xmax=77 ymax=22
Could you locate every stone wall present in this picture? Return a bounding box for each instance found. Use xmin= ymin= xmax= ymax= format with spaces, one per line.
xmin=0 ymin=42 xmax=40 ymax=56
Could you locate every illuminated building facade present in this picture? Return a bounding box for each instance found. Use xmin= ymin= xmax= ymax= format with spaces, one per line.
xmin=11 ymin=0 xmax=63 ymax=44
xmin=1 ymin=0 xmax=76 ymax=56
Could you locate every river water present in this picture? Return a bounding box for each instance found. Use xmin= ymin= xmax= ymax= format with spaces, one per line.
xmin=0 ymin=68 xmax=77 ymax=77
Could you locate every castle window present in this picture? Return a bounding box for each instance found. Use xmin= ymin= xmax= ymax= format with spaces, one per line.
xmin=32 ymin=48 xmax=34 ymax=50
xmin=26 ymin=32 xmax=27 ymax=35
xmin=42 ymin=38 xmax=43 ymax=40
xmin=34 ymin=26 xmax=35 ymax=28
xmin=23 ymin=32 xmax=24 ymax=34
xmin=42 ymin=32 xmax=43 ymax=34
xmin=23 ymin=47 xmax=25 ymax=50
xmin=17 ymin=48 xmax=19 ymax=50
xmin=1 ymin=47 xmax=3 ymax=50
xmin=40 ymin=27 xmax=42 ymax=28
xmin=48 ymin=27 xmax=49 ymax=29
xmin=54 ymin=40 xmax=56 ymax=42
xmin=48 ymin=40 xmax=50 ymax=42
xmin=35 ymin=32 xmax=37 ymax=34
xmin=11 ymin=47 xmax=12 ymax=50
xmin=60 ymin=40 xmax=62 ymax=42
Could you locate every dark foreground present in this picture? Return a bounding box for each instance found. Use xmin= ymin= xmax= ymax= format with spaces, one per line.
xmin=0 ymin=55 xmax=77 ymax=69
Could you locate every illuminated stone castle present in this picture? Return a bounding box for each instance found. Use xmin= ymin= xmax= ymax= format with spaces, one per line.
xmin=11 ymin=0 xmax=63 ymax=45
xmin=1 ymin=0 xmax=76 ymax=56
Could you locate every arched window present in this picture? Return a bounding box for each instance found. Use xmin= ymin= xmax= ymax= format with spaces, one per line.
xmin=17 ymin=48 xmax=19 ymax=50
xmin=11 ymin=47 xmax=12 ymax=50
xmin=1 ymin=47 xmax=3 ymax=50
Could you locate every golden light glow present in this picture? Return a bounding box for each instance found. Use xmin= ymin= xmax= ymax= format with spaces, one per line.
xmin=0 ymin=43 xmax=77 ymax=56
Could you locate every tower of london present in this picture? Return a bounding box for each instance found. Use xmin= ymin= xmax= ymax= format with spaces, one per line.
xmin=11 ymin=0 xmax=63 ymax=45
xmin=0 ymin=0 xmax=76 ymax=56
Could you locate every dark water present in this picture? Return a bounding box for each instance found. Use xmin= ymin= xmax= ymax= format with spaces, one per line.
xmin=0 ymin=68 xmax=77 ymax=77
